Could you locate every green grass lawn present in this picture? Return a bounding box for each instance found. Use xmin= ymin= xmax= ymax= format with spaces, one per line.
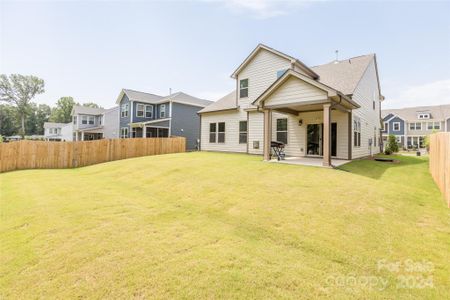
xmin=1 ymin=152 xmax=449 ymax=299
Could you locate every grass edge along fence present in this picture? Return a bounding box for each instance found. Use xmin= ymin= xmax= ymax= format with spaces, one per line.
xmin=0 ymin=137 xmax=186 ymax=173
xmin=429 ymin=132 xmax=450 ymax=207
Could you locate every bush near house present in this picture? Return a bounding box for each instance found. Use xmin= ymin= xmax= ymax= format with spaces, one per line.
xmin=385 ymin=134 xmax=399 ymax=154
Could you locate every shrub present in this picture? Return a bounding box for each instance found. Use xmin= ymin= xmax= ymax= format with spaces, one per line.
xmin=384 ymin=148 xmax=392 ymax=155
xmin=385 ymin=134 xmax=399 ymax=154
xmin=0 ymin=135 xmax=3 ymax=143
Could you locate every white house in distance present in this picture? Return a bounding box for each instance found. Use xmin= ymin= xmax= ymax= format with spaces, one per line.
xmin=43 ymin=122 xmax=72 ymax=141
xmin=44 ymin=105 xmax=119 ymax=141
xmin=198 ymin=44 xmax=383 ymax=166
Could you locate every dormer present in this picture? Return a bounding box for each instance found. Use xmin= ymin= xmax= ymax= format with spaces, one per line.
xmin=231 ymin=44 xmax=318 ymax=108
xmin=417 ymin=112 xmax=431 ymax=119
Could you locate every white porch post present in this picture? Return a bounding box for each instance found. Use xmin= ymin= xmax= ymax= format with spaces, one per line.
xmin=143 ymin=126 xmax=147 ymax=138
xmin=323 ymin=104 xmax=331 ymax=167
xmin=81 ymin=132 xmax=85 ymax=141
xmin=263 ymin=109 xmax=272 ymax=161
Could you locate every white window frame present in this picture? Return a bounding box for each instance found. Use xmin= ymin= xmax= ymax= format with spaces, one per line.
xmin=217 ymin=122 xmax=225 ymax=143
xmin=239 ymin=120 xmax=248 ymax=144
xmin=434 ymin=122 xmax=441 ymax=130
xmin=120 ymin=127 xmax=129 ymax=138
xmin=88 ymin=116 xmax=95 ymax=125
xmin=393 ymin=122 xmax=400 ymax=131
xmin=383 ymin=122 xmax=388 ymax=132
xmin=418 ymin=113 xmax=430 ymax=119
xmin=160 ymin=104 xmax=166 ymax=118
xmin=121 ymin=103 xmax=129 ymax=118
xmin=145 ymin=105 xmax=153 ymax=118
xmin=73 ymin=116 xmax=77 ymax=125
xmin=276 ymin=118 xmax=288 ymax=145
xmin=81 ymin=115 xmax=88 ymax=125
xmin=239 ymin=78 xmax=249 ymax=98
xmin=353 ymin=118 xmax=361 ymax=147
xmin=136 ymin=103 xmax=145 ymax=117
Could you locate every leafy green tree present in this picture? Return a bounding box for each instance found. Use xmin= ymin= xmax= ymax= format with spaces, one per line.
xmin=0 ymin=74 xmax=45 ymax=136
xmin=50 ymin=97 xmax=77 ymax=123
xmin=0 ymin=104 xmax=20 ymax=136
xmin=35 ymin=104 xmax=51 ymax=135
xmin=83 ymin=102 xmax=102 ymax=109
xmin=25 ymin=103 xmax=38 ymax=135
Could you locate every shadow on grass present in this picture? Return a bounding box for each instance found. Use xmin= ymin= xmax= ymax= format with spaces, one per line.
xmin=337 ymin=154 xmax=427 ymax=180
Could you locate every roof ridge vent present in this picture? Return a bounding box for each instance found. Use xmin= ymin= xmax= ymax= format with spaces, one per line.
xmin=334 ymin=50 xmax=339 ymax=64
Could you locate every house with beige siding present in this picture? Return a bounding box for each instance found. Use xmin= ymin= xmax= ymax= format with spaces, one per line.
xmin=381 ymin=104 xmax=450 ymax=149
xmin=199 ymin=44 xmax=384 ymax=166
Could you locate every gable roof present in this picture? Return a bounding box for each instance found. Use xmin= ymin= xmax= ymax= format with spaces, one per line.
xmin=117 ymin=89 xmax=164 ymax=104
xmin=158 ymin=92 xmax=213 ymax=107
xmin=116 ymin=89 xmax=212 ymax=108
xmin=252 ymin=69 xmax=359 ymax=109
xmin=72 ymin=105 xmax=106 ymax=116
xmin=311 ymin=54 xmax=375 ymax=96
xmin=231 ymin=44 xmax=319 ymax=80
xmin=198 ymin=91 xmax=238 ymax=114
xmin=382 ymin=104 xmax=450 ymax=122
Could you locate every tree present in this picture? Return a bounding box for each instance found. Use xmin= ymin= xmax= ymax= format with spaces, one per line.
xmin=35 ymin=104 xmax=51 ymax=135
xmin=0 ymin=104 xmax=20 ymax=136
xmin=385 ymin=134 xmax=399 ymax=154
xmin=50 ymin=97 xmax=76 ymax=123
xmin=83 ymin=102 xmax=102 ymax=109
xmin=0 ymin=74 xmax=45 ymax=136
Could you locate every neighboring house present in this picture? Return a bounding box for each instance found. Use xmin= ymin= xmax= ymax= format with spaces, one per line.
xmin=116 ymin=89 xmax=212 ymax=150
xmin=381 ymin=104 xmax=450 ymax=149
xmin=44 ymin=122 xmax=72 ymax=141
xmin=198 ymin=44 xmax=383 ymax=166
xmin=72 ymin=106 xmax=119 ymax=141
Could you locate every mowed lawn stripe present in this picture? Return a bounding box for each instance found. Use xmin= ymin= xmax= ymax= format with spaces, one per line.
xmin=0 ymin=152 xmax=449 ymax=299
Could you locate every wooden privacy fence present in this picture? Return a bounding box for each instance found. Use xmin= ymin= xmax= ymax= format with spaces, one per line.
xmin=0 ymin=137 xmax=186 ymax=173
xmin=429 ymin=132 xmax=450 ymax=207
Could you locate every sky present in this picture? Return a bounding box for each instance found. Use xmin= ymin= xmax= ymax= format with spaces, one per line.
xmin=1 ymin=0 xmax=449 ymax=110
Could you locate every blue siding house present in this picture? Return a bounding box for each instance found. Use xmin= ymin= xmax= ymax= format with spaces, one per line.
xmin=382 ymin=113 xmax=406 ymax=147
xmin=116 ymin=89 xmax=212 ymax=150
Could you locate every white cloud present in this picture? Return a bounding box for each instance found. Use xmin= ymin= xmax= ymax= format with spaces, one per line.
xmin=212 ymin=0 xmax=316 ymax=19
xmin=385 ymin=79 xmax=450 ymax=109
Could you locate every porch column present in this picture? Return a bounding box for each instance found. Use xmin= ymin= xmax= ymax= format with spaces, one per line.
xmin=143 ymin=126 xmax=147 ymax=138
xmin=323 ymin=104 xmax=331 ymax=167
xmin=81 ymin=132 xmax=85 ymax=141
xmin=263 ymin=109 xmax=272 ymax=161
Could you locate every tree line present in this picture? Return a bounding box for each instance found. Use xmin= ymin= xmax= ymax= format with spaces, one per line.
xmin=0 ymin=74 xmax=101 ymax=137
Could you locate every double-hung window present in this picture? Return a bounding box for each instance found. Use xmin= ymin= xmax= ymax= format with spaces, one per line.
xmin=145 ymin=105 xmax=153 ymax=118
xmin=427 ymin=122 xmax=433 ymax=130
xmin=121 ymin=103 xmax=129 ymax=118
xmin=120 ymin=127 xmax=128 ymax=138
xmin=410 ymin=122 xmax=422 ymax=130
xmin=239 ymin=79 xmax=248 ymax=98
xmin=81 ymin=116 xmax=88 ymax=124
xmin=209 ymin=123 xmax=217 ymax=143
xmin=209 ymin=122 xmax=225 ymax=143
xmin=73 ymin=116 xmax=77 ymax=125
xmin=218 ymin=122 xmax=225 ymax=143
xmin=136 ymin=104 xmax=145 ymax=117
xmin=353 ymin=118 xmax=361 ymax=147
xmin=393 ymin=122 xmax=400 ymax=131
xmin=239 ymin=121 xmax=248 ymax=144
xmin=160 ymin=104 xmax=166 ymax=118
xmin=276 ymin=119 xmax=288 ymax=145
xmin=88 ymin=116 xmax=95 ymax=125
xmin=434 ymin=122 xmax=441 ymax=130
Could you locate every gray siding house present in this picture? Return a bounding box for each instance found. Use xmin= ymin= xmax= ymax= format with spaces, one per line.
xmin=382 ymin=104 xmax=450 ymax=149
xmin=72 ymin=106 xmax=119 ymax=141
xmin=116 ymin=89 xmax=212 ymax=150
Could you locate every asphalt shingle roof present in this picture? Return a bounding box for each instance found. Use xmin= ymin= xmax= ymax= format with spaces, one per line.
xmin=311 ymin=54 xmax=375 ymax=95
xmin=382 ymin=104 xmax=450 ymax=121
xmin=198 ymin=91 xmax=237 ymax=113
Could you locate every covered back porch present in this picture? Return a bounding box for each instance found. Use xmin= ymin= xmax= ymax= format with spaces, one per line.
xmin=255 ymin=69 xmax=359 ymax=167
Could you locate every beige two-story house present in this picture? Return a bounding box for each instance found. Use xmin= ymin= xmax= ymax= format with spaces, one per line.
xmin=198 ymin=44 xmax=383 ymax=166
